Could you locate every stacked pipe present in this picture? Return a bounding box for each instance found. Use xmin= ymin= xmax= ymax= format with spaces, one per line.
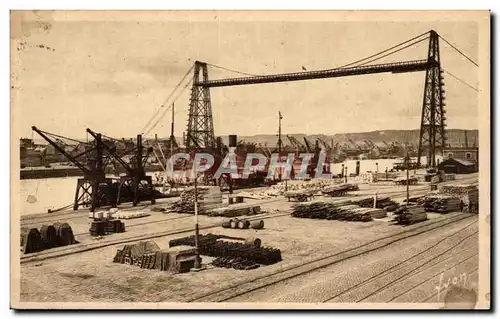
xmin=169 ymin=234 xmax=282 ymax=266
xmin=291 ymin=200 xmax=386 ymax=222
xmin=212 ymin=257 xmax=260 ymax=270
xmin=21 ymin=222 xmax=76 ymax=254
xmin=222 ymin=218 xmax=265 ymax=230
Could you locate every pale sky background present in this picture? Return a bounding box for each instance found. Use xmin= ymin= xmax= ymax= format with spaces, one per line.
xmin=12 ymin=12 xmax=479 ymax=141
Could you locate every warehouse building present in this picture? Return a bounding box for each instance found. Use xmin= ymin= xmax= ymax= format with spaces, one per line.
xmin=438 ymin=157 xmax=478 ymax=174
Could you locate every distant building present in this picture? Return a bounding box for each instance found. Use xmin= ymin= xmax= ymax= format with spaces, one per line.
xmin=442 ymin=147 xmax=479 ymax=162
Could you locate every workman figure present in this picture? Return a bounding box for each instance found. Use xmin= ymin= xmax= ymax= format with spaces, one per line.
xmin=459 ymin=200 xmax=464 ymax=212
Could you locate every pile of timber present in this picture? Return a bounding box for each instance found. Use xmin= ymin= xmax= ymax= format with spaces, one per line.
xmin=169 ymin=233 xmax=282 ymax=266
xmin=21 ymin=222 xmax=76 ymax=254
xmin=206 ymin=204 xmax=262 ymax=218
xmin=351 ymin=196 xmax=400 ymax=211
xmin=440 ymin=184 xmax=479 ymax=207
xmin=113 ymin=241 xmax=197 ymax=273
xmin=393 ymin=206 xmax=427 ymax=225
xmin=421 ymin=195 xmax=462 ymax=213
xmin=322 ymin=183 xmax=359 ymax=197
xmin=167 ymin=186 xmax=224 ymax=214
xmin=291 ymin=199 xmax=386 ymax=222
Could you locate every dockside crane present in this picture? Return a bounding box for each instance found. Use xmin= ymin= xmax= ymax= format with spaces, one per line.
xmin=86 ymin=128 xmax=156 ymax=206
xmin=32 ymin=126 xmax=116 ymax=212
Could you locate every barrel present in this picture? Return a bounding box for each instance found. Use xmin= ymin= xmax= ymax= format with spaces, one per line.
xmin=250 ymin=219 xmax=264 ymax=229
xmin=244 ymin=237 xmax=261 ymax=248
xmin=221 ymin=218 xmax=232 ymax=228
xmin=237 ymin=219 xmax=250 ymax=229
xmin=230 ymin=218 xmax=239 ymax=229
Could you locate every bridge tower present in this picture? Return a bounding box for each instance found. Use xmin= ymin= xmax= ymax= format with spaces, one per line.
xmin=417 ymin=30 xmax=447 ymax=168
xmin=186 ymin=61 xmax=216 ymax=149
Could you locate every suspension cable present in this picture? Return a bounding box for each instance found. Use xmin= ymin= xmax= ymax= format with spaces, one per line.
xmin=333 ymin=31 xmax=431 ymax=70
xmin=442 ymin=69 xmax=479 ymax=92
xmin=206 ymin=62 xmax=257 ymax=77
xmin=140 ymin=64 xmax=195 ymax=133
xmin=356 ymin=36 xmax=430 ymax=67
xmin=144 ymin=77 xmax=194 ymax=136
xmin=439 ymin=35 xmax=479 ymax=67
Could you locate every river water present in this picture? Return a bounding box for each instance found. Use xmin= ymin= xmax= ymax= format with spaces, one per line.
xmin=19 ymin=156 xmax=436 ymax=216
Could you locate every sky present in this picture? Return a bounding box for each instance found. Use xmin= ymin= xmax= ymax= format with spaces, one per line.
xmin=12 ymin=11 xmax=480 ymax=141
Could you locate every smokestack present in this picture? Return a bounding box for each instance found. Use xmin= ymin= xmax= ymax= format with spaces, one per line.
xmin=464 ymin=130 xmax=468 ymax=148
xmin=155 ymin=134 xmax=158 ymax=142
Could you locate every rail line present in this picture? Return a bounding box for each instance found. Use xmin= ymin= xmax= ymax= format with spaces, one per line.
xmin=420 ymin=266 xmax=479 ymax=303
xmin=188 ymin=213 xmax=477 ymax=302
xmin=388 ymin=252 xmax=478 ymax=303
xmin=320 ymin=222 xmax=477 ymax=302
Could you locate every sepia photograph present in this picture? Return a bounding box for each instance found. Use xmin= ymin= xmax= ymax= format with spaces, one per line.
xmin=9 ymin=10 xmax=491 ymax=310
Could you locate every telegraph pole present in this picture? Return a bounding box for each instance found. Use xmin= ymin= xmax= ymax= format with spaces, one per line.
xmin=405 ymin=144 xmax=410 ymax=205
xmin=193 ymin=163 xmax=202 ymax=270
xmin=277 ymin=111 xmax=283 ymax=181
xmin=170 ymin=102 xmax=175 ymax=157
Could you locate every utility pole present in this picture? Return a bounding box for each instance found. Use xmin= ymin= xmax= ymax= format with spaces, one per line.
xmin=277 ymin=111 xmax=283 ymax=181
xmin=193 ymin=164 xmax=202 ymax=270
xmin=405 ymin=144 xmax=410 ymax=206
xmin=344 ymin=166 xmax=348 ymax=183
xmin=170 ymin=102 xmax=175 ymax=157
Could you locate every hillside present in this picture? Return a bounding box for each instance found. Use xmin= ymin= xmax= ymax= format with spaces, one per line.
xmin=226 ymin=129 xmax=478 ymax=148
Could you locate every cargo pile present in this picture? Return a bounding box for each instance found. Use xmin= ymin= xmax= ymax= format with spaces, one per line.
xmin=222 ymin=218 xmax=265 ymax=230
xmin=21 ymin=222 xmax=76 ymax=254
xmin=291 ymin=199 xmax=387 ymax=222
xmin=212 ymin=257 xmax=260 ymax=270
xmin=113 ymin=241 xmax=197 ymax=273
xmin=393 ymin=206 xmax=427 ymax=225
xmin=351 ymin=196 xmax=400 ymax=211
xmin=322 ymin=183 xmax=359 ymax=197
xmin=421 ymin=195 xmax=462 ymax=213
xmin=205 ymin=204 xmax=262 ymax=218
xmin=169 ymin=233 xmax=282 ymax=267
xmin=167 ymin=186 xmax=224 ymax=214
xmin=440 ymin=184 xmax=479 ymax=207
xmin=90 ymin=219 xmax=125 ymax=236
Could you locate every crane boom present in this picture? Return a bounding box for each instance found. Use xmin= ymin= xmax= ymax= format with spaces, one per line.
xmin=87 ymin=128 xmax=134 ymax=175
xmin=32 ymin=126 xmax=91 ymax=174
xmin=199 ymin=59 xmax=430 ymax=88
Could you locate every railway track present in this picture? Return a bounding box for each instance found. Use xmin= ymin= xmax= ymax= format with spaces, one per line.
xmin=321 ymin=221 xmax=477 ymax=303
xmin=188 ymin=213 xmax=477 ymax=302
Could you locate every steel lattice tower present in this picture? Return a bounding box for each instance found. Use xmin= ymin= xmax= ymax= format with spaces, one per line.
xmin=186 ymin=61 xmax=216 ymax=149
xmin=417 ymin=30 xmax=447 ymax=168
